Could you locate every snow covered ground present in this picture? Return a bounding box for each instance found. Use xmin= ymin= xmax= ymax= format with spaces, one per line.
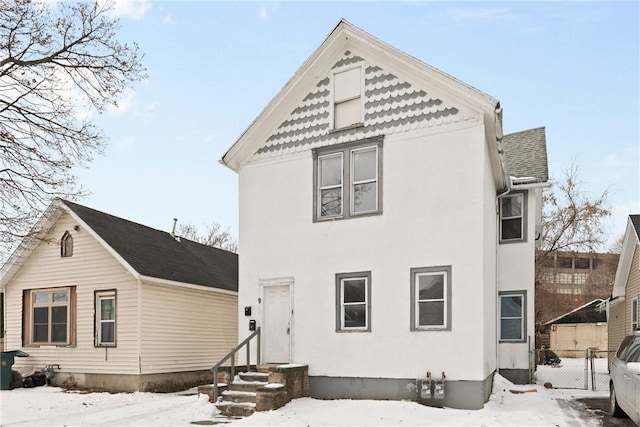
xmin=0 ymin=373 xmax=607 ymax=426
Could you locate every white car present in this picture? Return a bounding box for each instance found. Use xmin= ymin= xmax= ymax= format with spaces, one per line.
xmin=610 ymin=330 xmax=640 ymax=425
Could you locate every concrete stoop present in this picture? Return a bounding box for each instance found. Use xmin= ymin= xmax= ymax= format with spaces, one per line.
xmin=212 ymin=365 xmax=309 ymax=418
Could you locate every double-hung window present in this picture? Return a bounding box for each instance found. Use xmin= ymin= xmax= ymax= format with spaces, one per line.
xmin=95 ymin=290 xmax=117 ymax=347
xmin=499 ymin=291 xmax=527 ymax=342
xmin=500 ymin=192 xmax=526 ymax=242
xmin=330 ymin=64 xmax=364 ymax=130
xmin=314 ymin=138 xmax=383 ymax=221
xmin=410 ymin=266 xmax=451 ymax=331
xmin=30 ymin=288 xmax=71 ymax=345
xmin=336 ymin=272 xmax=371 ymax=332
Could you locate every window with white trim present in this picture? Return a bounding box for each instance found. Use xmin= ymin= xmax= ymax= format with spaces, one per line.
xmin=28 ymin=288 xmax=73 ymax=345
xmin=95 ymin=290 xmax=116 ymax=347
xmin=632 ymin=297 xmax=638 ymax=331
xmin=336 ymin=272 xmax=371 ymax=332
xmin=314 ymin=138 xmax=382 ymax=221
xmin=499 ymin=193 xmax=526 ymax=242
xmin=331 ymin=64 xmax=364 ymax=130
xmin=499 ymin=291 xmax=527 ymax=342
xmin=410 ymin=266 xmax=451 ymax=331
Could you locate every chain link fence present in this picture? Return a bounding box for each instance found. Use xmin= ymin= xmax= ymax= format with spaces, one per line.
xmin=533 ymin=348 xmax=614 ymax=391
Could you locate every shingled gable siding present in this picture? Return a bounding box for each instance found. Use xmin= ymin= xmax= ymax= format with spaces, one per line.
xmin=139 ymin=281 xmax=238 ymax=374
xmin=253 ymin=51 xmax=472 ymax=162
xmin=5 ymin=214 xmax=139 ymax=377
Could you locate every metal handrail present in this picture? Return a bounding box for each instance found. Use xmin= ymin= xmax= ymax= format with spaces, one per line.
xmin=211 ymin=327 xmax=261 ymax=402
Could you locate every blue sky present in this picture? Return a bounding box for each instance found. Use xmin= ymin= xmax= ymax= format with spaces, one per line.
xmin=75 ymin=1 xmax=639 ymax=248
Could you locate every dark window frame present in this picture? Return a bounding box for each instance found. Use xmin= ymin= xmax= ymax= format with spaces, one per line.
xmin=24 ymin=287 xmax=76 ymax=347
xmin=410 ymin=266 xmax=452 ymax=331
xmin=95 ymin=289 xmax=117 ymax=347
xmin=335 ymin=271 xmax=372 ymax=332
xmin=61 ymin=231 xmax=73 ymax=257
xmin=499 ymin=191 xmax=527 ymax=243
xmin=499 ymin=290 xmax=527 ymax=343
xmin=313 ymin=137 xmax=383 ymax=222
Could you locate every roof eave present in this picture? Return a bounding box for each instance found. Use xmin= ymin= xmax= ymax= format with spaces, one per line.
xmin=221 ymin=19 xmax=501 ymax=172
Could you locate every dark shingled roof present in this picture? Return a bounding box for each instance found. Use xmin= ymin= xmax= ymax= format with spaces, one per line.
xmin=63 ymin=200 xmax=238 ymax=292
xmin=502 ymin=127 xmax=549 ymax=182
xmin=544 ymin=299 xmax=607 ymax=325
xmin=630 ymin=215 xmax=640 ymax=239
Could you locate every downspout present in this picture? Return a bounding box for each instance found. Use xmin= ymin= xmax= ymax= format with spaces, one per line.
xmin=494 ymin=105 xmax=509 ymax=377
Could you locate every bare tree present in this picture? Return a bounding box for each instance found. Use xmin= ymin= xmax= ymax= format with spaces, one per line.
xmin=0 ymin=0 xmax=146 ymax=260
xmin=534 ymin=164 xmax=612 ymax=346
xmin=177 ymin=223 xmax=238 ymax=253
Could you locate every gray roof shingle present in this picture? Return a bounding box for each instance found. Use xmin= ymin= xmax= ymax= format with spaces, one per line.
xmin=63 ymin=200 xmax=238 ymax=292
xmin=630 ymin=214 xmax=640 ymax=239
xmin=502 ymin=127 xmax=549 ymax=182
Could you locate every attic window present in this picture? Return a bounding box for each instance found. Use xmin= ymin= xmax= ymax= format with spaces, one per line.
xmin=61 ymin=231 xmax=73 ymax=257
xmin=330 ymin=64 xmax=364 ymax=130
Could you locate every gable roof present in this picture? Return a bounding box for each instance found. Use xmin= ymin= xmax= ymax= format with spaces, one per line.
xmin=221 ymin=19 xmax=505 ymax=185
xmin=631 ymin=215 xmax=640 ymax=237
xmin=611 ymin=214 xmax=640 ymax=299
xmin=502 ymin=127 xmax=549 ymax=182
xmin=544 ymin=299 xmax=607 ymax=325
xmin=1 ymin=200 xmax=238 ymax=293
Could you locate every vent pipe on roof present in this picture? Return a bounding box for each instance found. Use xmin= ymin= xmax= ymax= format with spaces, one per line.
xmin=170 ymin=218 xmax=178 ymax=237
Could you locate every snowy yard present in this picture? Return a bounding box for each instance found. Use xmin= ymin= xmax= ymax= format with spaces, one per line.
xmin=535 ymin=357 xmax=610 ymax=391
xmin=0 ymin=374 xmax=608 ymax=426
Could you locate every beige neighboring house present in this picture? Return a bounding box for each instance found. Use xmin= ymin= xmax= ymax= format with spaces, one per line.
xmin=608 ymin=215 xmax=640 ymax=362
xmin=0 ymin=199 xmax=238 ymax=392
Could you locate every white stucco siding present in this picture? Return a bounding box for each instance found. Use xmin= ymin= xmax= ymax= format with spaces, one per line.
xmin=482 ymin=134 xmax=499 ymax=377
xmin=239 ymin=124 xmax=496 ymax=381
xmin=4 ymin=213 xmax=140 ymax=375
xmin=497 ymin=187 xmax=541 ymax=369
xmin=139 ymin=281 xmax=238 ymax=374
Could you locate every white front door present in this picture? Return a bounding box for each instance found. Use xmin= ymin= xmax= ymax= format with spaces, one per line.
xmin=262 ymin=284 xmax=291 ymax=364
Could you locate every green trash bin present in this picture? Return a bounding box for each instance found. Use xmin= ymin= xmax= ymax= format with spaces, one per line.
xmin=1 ymin=350 xmax=29 ymax=390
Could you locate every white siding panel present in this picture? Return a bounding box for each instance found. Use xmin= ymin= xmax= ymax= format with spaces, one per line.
xmin=139 ymin=281 xmax=238 ymax=374
xmin=5 ymin=213 xmax=140 ymax=375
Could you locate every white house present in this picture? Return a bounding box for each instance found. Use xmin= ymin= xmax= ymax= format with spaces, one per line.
xmin=0 ymin=199 xmax=238 ymax=392
xmin=221 ymin=20 xmax=548 ymax=410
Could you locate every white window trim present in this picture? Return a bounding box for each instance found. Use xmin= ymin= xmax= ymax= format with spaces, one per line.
xmin=329 ymin=63 xmax=365 ymax=131
xmin=317 ymin=152 xmax=344 ymax=218
xmin=95 ymin=290 xmax=117 ymax=347
xmin=31 ymin=287 xmax=71 ymax=345
xmin=499 ymin=291 xmax=527 ymax=343
xmin=410 ymin=266 xmax=452 ymax=331
xmin=336 ymin=271 xmax=371 ymax=332
xmin=350 ymin=146 xmax=378 ymax=215
xmin=499 ymin=192 xmax=527 ymax=243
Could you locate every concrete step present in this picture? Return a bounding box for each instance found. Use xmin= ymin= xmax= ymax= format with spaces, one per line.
xmin=220 ymin=390 xmax=257 ymax=404
xmin=197 ymin=383 xmax=228 ymax=403
xmin=228 ymin=380 xmax=268 ymax=393
xmin=238 ymin=371 xmax=270 ymax=383
xmin=215 ymin=401 xmax=256 ymax=417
